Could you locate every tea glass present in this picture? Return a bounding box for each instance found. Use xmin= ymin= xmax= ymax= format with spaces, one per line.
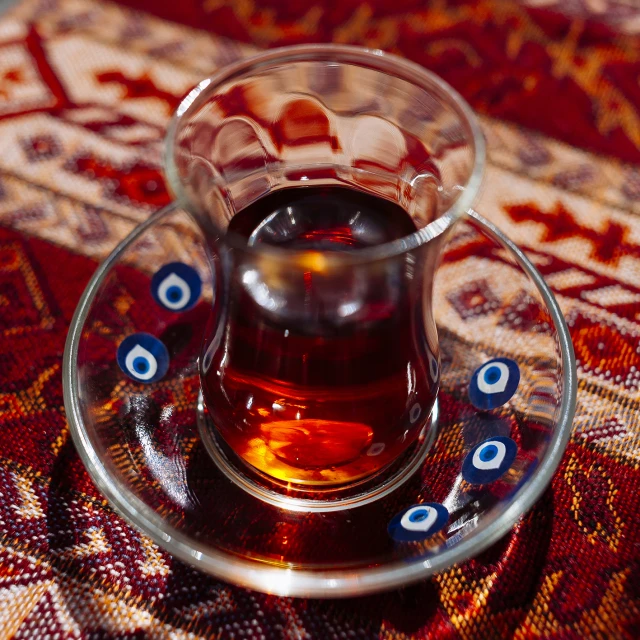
xmin=164 ymin=44 xmax=485 ymax=491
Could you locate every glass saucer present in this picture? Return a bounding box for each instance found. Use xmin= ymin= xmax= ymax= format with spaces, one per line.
xmin=63 ymin=205 xmax=576 ymax=598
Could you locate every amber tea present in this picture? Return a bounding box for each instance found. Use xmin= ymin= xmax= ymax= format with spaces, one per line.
xmin=201 ymin=186 xmax=439 ymax=485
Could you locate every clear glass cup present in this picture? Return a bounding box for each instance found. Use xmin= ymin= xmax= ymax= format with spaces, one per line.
xmin=164 ymin=44 xmax=485 ymax=488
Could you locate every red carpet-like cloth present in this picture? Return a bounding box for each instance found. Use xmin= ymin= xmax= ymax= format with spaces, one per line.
xmin=0 ymin=0 xmax=639 ymax=637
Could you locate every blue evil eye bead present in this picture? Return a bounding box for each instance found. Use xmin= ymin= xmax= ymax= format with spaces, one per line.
xmin=151 ymin=262 xmax=202 ymax=312
xmin=461 ymin=436 xmax=517 ymax=484
xmin=428 ymin=351 xmax=439 ymax=382
xmin=388 ymin=502 xmax=449 ymax=542
xmin=468 ymin=357 xmax=520 ymax=410
xmin=409 ymin=402 xmax=422 ymax=424
xmin=366 ymin=442 xmax=385 ymax=456
xmin=117 ymin=333 xmax=169 ymax=383
xmin=201 ymin=342 xmax=214 ymax=373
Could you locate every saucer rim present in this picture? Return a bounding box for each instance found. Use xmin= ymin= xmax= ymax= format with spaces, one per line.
xmin=62 ymin=203 xmax=577 ymax=598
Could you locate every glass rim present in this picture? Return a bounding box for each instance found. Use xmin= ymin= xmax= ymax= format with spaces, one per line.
xmin=163 ymin=43 xmax=486 ymax=263
xmin=62 ymin=203 xmax=577 ymax=599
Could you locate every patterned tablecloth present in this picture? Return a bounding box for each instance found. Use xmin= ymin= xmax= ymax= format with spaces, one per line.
xmin=0 ymin=0 xmax=638 ymax=637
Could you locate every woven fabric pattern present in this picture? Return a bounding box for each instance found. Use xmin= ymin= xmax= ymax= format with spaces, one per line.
xmin=0 ymin=0 xmax=638 ymax=637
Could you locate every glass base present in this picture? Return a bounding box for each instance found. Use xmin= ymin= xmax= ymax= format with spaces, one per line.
xmin=197 ymin=390 xmax=439 ymax=513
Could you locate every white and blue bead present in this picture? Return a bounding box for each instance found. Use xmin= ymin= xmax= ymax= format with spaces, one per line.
xmin=151 ymin=262 xmax=202 ymax=312
xmin=388 ymin=502 xmax=449 ymax=542
xmin=461 ymin=436 xmax=517 ymax=484
xmin=468 ymin=357 xmax=520 ymax=410
xmin=117 ymin=333 xmax=170 ymax=383
xmin=428 ymin=350 xmax=439 ymax=382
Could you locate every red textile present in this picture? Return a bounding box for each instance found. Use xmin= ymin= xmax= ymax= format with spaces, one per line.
xmin=0 ymin=0 xmax=638 ymax=637
xmin=116 ymin=0 xmax=640 ymax=164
